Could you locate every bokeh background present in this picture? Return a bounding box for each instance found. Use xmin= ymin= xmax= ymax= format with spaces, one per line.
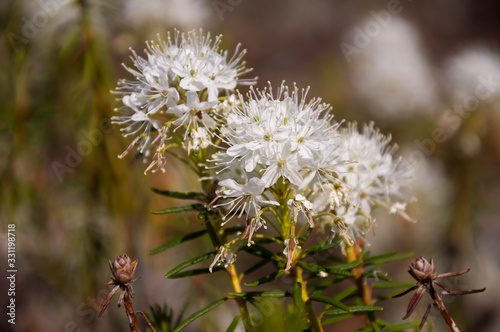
xmin=1 ymin=0 xmax=500 ymax=331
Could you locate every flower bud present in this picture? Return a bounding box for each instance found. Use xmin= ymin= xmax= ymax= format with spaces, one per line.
xmin=408 ymin=256 xmax=435 ymax=282
xmin=109 ymin=255 xmax=138 ymax=284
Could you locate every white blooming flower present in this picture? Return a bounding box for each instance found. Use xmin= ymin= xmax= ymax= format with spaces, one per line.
xmin=214 ymin=177 xmax=278 ymax=224
xmin=347 ymin=18 xmax=437 ymax=118
xmin=112 ymin=30 xmax=255 ymax=158
xmin=183 ymin=127 xmax=211 ymax=155
xmin=445 ymin=46 xmax=500 ymax=102
xmin=167 ymin=91 xmax=218 ymax=132
xmin=335 ymin=122 xmax=414 ymax=236
xmin=214 ymin=82 xmax=340 ymax=187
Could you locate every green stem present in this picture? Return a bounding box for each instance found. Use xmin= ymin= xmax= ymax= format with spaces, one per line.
xmin=227 ymin=264 xmax=252 ymax=330
xmin=297 ymin=267 xmax=323 ymax=332
xmin=346 ymin=244 xmax=375 ymax=325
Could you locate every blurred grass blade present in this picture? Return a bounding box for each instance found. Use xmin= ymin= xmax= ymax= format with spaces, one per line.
xmin=173 ymin=297 xmax=228 ymax=332
xmin=297 ymin=261 xmax=354 ymax=277
xmin=167 ymin=267 xmax=224 ymax=278
xmin=364 ymin=252 xmax=413 ymax=265
xmin=244 ymin=269 xmax=285 ymax=287
xmin=226 ymin=316 xmax=241 ymax=332
xmin=165 ymin=252 xmax=217 ymax=278
xmin=149 ymin=230 xmax=208 ymax=255
xmin=333 ymin=261 xmax=362 ymax=270
xmin=242 ymin=259 xmax=269 ymax=276
xmin=309 ymin=294 xmax=350 ymax=311
xmin=228 ymin=291 xmax=289 ymax=298
xmin=151 ymin=188 xmax=206 ymax=201
xmin=323 ymin=305 xmax=383 ymax=316
xmin=152 ymin=204 xmax=205 ymax=215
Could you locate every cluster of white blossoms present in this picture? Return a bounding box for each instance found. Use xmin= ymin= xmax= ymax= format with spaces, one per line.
xmin=211 ymin=83 xmax=413 ymax=258
xmin=112 ymin=30 xmax=414 ymax=271
xmin=112 ymin=30 xmax=255 ymax=160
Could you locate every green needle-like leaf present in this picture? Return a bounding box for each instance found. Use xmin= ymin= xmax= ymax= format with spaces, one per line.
xmin=297 ymin=261 xmax=354 ymax=277
xmin=226 ymin=316 xmax=241 ymax=332
xmin=148 ymin=230 xmax=208 ymax=255
xmin=309 ymin=294 xmax=350 ymax=311
xmin=150 ymin=188 xmax=206 ymax=201
xmin=167 ymin=267 xmax=224 ymax=278
xmin=228 ymin=291 xmax=289 ymax=298
xmin=173 ymin=297 xmax=228 ymax=332
xmin=165 ymin=252 xmax=217 ymax=278
xmin=152 ymin=204 xmax=205 ymax=215
xmin=244 ymin=269 xmax=285 ymax=287
xmin=364 ymin=252 xmax=413 ymax=265
xmin=323 ymin=305 xmax=383 ymax=316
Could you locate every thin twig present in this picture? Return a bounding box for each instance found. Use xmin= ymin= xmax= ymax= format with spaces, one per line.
xmin=124 ymin=291 xmax=141 ymax=332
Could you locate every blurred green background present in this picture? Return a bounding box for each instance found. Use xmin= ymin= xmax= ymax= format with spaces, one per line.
xmin=1 ymin=0 xmax=500 ymax=331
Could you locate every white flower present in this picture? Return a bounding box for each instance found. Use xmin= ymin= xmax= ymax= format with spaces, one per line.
xmin=214 ymin=82 xmax=340 ymax=188
xmin=183 ymin=127 xmax=211 ymax=154
xmin=112 ymin=30 xmax=255 ymax=158
xmin=445 ymin=46 xmax=500 ymax=102
xmin=214 ymin=177 xmax=278 ymax=223
xmin=347 ymin=18 xmax=437 ymax=118
xmin=335 ymin=122 xmax=414 ymax=236
xmin=167 ymin=91 xmax=218 ymax=131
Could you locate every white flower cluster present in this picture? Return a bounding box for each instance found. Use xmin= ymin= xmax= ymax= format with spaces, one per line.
xmin=334 ymin=123 xmax=415 ymax=239
xmin=212 ymin=83 xmax=414 ymax=245
xmin=111 ymin=31 xmax=415 ymax=270
xmin=112 ymin=30 xmax=255 ymax=158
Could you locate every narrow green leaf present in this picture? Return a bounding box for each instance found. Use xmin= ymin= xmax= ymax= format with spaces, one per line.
xmin=167 ymin=267 xmax=224 ymax=278
xmin=297 ymin=261 xmax=354 ymax=277
xmin=165 ymin=252 xmax=217 ymax=278
xmin=309 ymin=294 xmax=350 ymax=311
xmin=228 ymin=291 xmax=289 ymax=298
xmin=333 ymin=261 xmax=363 ymax=270
xmin=323 ymin=305 xmax=383 ymax=316
xmin=298 ymin=226 xmax=313 ymax=242
xmin=242 ymin=259 xmax=269 ymax=276
xmin=152 ymin=204 xmax=205 ymax=215
xmin=150 ymin=188 xmax=205 ymax=201
xmin=226 ymin=316 xmax=241 ymax=332
xmin=173 ymin=297 xmax=228 ymax=332
xmin=379 ymin=320 xmax=421 ymax=331
xmin=148 ymin=230 xmax=208 ymax=255
xmin=244 ymin=269 xmax=285 ymax=287
xmin=333 ymin=286 xmax=357 ymax=302
xmin=240 ymin=244 xmax=282 ymax=263
xmin=322 ymin=313 xmax=355 ymax=325
xmin=304 ymin=238 xmax=342 ymax=255
xmin=365 ymin=252 xmax=413 ymax=265
xmin=292 ymin=282 xmax=302 ymax=309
